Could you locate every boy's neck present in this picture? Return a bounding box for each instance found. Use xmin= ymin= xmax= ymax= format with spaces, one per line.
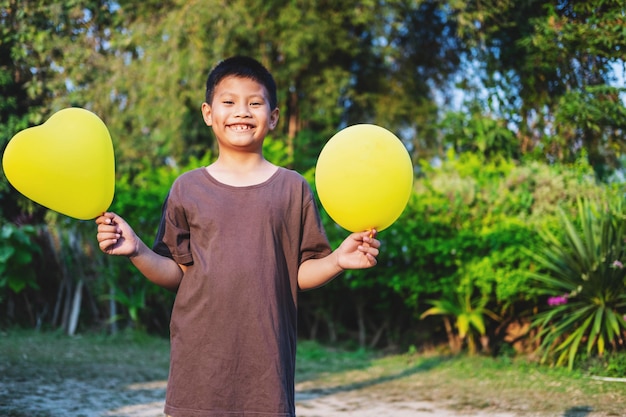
xmin=206 ymin=154 xmax=278 ymax=187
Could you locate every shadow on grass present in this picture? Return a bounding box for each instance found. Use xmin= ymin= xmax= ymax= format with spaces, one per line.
xmin=563 ymin=406 xmax=593 ymax=417
xmin=296 ymin=355 xmax=449 ymax=400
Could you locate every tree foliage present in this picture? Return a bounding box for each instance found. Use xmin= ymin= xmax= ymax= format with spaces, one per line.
xmin=3 ymin=0 xmax=625 ymax=178
xmin=450 ymin=0 xmax=626 ymax=177
xmin=1 ymin=1 xmax=625 ymax=360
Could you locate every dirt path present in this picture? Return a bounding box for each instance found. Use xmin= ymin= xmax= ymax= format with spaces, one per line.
xmin=5 ymin=377 xmax=519 ymax=417
xmin=295 ymin=391 xmax=519 ymax=417
xmin=3 ymin=332 xmax=620 ymax=417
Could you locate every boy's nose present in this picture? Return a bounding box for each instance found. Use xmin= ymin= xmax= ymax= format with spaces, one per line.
xmin=234 ymin=104 xmax=251 ymax=117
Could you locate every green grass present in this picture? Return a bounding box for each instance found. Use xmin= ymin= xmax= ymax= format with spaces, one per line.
xmin=295 ymin=341 xmax=626 ymax=416
xmin=0 ymin=328 xmax=170 ymax=379
xmin=2 ymin=329 xmax=626 ymax=416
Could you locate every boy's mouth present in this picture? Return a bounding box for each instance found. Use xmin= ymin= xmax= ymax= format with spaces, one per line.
xmin=228 ymin=124 xmax=254 ymax=131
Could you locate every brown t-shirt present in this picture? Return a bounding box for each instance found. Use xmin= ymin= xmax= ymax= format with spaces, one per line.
xmin=153 ymin=167 xmax=332 ymax=417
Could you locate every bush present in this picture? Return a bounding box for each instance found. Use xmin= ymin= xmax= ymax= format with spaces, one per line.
xmin=528 ymin=197 xmax=626 ymax=369
xmin=368 ymin=151 xmax=610 ymax=352
xmin=0 ymin=222 xmax=40 ymax=301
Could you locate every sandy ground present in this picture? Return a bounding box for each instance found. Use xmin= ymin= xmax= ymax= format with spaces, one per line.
xmin=294 ymin=389 xmax=519 ymax=417
xmin=4 ymin=377 xmax=520 ymax=417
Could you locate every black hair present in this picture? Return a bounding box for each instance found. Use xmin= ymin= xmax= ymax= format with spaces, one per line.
xmin=205 ymin=56 xmax=278 ymax=110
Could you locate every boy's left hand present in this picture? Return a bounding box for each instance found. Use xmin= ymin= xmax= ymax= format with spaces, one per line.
xmin=336 ymin=230 xmax=381 ymax=270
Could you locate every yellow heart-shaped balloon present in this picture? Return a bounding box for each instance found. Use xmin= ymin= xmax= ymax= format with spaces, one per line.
xmin=2 ymin=107 xmax=115 ymax=220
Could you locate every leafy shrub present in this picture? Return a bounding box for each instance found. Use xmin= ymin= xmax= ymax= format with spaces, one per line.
xmin=577 ymin=351 xmax=626 ymax=378
xmin=529 ymin=197 xmax=626 ymax=369
xmin=95 ymin=153 xmax=213 ymax=331
xmin=386 ymin=151 xmax=595 ymax=308
xmin=374 ymin=151 xmax=610 ymax=351
xmin=300 ymin=149 xmax=610 ymax=350
xmin=421 ymin=277 xmax=499 ymax=355
xmin=0 ymin=222 xmax=41 ymax=300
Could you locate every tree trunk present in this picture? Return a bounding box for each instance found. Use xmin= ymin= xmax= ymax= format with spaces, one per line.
xmin=324 ymin=310 xmax=337 ymax=343
xmin=60 ymin=279 xmax=73 ymax=333
xmin=287 ymin=89 xmax=299 ymax=163
xmin=67 ymin=280 xmax=83 ymax=336
xmin=369 ymin=320 xmax=388 ymax=349
xmin=443 ymin=316 xmax=461 ymax=353
xmin=356 ymin=302 xmax=366 ymax=348
xmin=109 ymin=286 xmax=118 ymax=335
xmin=51 ymin=278 xmax=65 ymax=327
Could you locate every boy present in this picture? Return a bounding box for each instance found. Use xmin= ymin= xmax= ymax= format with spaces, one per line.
xmin=95 ymin=56 xmax=380 ymax=417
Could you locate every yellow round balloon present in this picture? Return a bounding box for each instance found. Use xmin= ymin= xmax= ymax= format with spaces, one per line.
xmin=2 ymin=107 xmax=115 ymax=220
xmin=315 ymin=124 xmax=413 ymax=232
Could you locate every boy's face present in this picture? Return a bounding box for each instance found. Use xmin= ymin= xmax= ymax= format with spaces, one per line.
xmin=201 ymin=75 xmax=279 ymax=153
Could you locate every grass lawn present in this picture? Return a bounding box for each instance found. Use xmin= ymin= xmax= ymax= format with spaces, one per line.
xmin=296 ymin=340 xmax=626 ymax=416
xmin=1 ymin=329 xmax=625 ymax=416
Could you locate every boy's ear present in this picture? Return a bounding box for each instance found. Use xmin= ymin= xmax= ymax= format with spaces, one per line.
xmin=201 ymin=102 xmax=212 ymax=126
xmin=269 ymin=107 xmax=280 ymax=130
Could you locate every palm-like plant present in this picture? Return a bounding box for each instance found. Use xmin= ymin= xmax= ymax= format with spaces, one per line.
xmin=421 ymin=281 xmax=498 ymax=355
xmin=529 ymin=198 xmax=626 ymax=369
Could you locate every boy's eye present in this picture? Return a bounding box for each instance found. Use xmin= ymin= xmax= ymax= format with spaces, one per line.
xmin=250 ymin=102 xmax=263 ymax=107
xmin=223 ymin=100 xmax=234 ymax=105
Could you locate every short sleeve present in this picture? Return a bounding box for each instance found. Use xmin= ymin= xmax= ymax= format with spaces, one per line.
xmin=153 ymin=190 xmax=194 ymax=265
xmin=299 ymin=185 xmax=332 ymax=265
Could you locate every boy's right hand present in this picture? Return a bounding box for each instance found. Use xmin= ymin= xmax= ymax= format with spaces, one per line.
xmin=95 ymin=212 xmax=139 ymax=257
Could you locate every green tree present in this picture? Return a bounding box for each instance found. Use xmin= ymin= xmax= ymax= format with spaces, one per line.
xmin=32 ymin=0 xmax=467 ymax=176
xmin=0 ymin=0 xmax=118 ymax=221
xmin=450 ymin=0 xmax=626 ymax=177
xmin=2 ymin=0 xmax=625 ymax=344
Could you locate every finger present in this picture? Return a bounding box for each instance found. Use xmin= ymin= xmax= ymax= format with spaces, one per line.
xmin=365 ymin=253 xmax=378 ymax=265
xmin=97 ymin=230 xmax=120 ymax=240
xmin=366 ymin=247 xmax=380 ymax=257
xmin=96 ymin=233 xmax=120 ymax=247
xmin=97 ymin=224 xmax=119 ymax=234
xmin=95 ymin=212 xmax=116 ymax=225
xmin=95 ymin=216 xmax=109 ymax=225
xmin=358 ymin=244 xmax=379 ymax=256
xmin=98 ymin=239 xmax=118 ymax=252
xmin=363 ymin=235 xmax=380 ymax=248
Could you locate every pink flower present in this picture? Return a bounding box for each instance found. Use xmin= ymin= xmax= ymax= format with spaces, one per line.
xmin=612 ymin=260 xmax=624 ymax=269
xmin=548 ymin=294 xmax=568 ymax=306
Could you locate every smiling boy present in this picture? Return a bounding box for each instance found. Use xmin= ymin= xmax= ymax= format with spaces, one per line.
xmin=95 ymin=56 xmax=380 ymax=417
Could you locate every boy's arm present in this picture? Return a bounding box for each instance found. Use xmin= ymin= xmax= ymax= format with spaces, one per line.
xmin=127 ymin=240 xmax=185 ymax=292
xmin=96 ymin=212 xmax=184 ymax=292
xmin=298 ymin=230 xmax=380 ymax=291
